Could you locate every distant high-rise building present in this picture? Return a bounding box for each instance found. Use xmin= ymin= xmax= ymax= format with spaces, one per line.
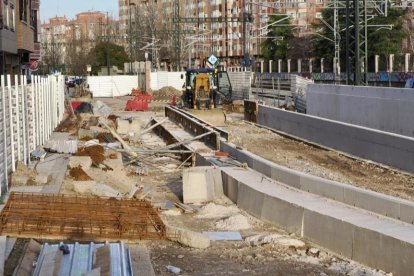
xmin=118 ymin=0 xmax=328 ymax=68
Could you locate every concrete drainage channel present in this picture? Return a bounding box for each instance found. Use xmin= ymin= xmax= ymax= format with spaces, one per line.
xmin=164 ymin=106 xmax=414 ymax=276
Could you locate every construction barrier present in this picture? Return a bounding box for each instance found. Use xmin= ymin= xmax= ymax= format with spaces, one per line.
xmin=0 ymin=75 xmax=65 ymax=195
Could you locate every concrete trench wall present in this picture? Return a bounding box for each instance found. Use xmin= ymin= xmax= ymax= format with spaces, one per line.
xmin=307 ymin=84 xmax=414 ymax=137
xmin=255 ymin=104 xmax=414 ymax=174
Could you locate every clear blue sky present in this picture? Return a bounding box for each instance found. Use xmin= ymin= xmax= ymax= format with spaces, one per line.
xmin=40 ymin=0 xmax=118 ymax=22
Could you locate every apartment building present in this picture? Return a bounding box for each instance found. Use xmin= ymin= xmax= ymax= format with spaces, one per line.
xmin=0 ymin=0 xmax=39 ymax=76
xmin=41 ymin=11 xmax=114 ymax=70
xmin=119 ymin=0 xmax=328 ymax=67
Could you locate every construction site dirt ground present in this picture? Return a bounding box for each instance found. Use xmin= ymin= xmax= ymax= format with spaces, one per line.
xmin=0 ymin=96 xmax=401 ymax=275
xmin=99 ymin=96 xmax=414 ymax=203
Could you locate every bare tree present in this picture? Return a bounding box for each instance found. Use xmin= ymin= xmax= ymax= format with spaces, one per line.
xmin=41 ymin=35 xmax=63 ymax=73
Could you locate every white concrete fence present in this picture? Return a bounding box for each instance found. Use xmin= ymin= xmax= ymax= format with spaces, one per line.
xmin=0 ymin=75 xmax=65 ymax=195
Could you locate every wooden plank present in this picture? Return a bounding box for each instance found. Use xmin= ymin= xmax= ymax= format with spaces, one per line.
xmin=93 ymin=245 xmax=111 ymax=276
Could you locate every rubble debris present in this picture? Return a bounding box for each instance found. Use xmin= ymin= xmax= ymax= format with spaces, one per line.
xmin=31 ymin=148 xmax=47 ymax=160
xmin=55 ymin=116 xmax=81 ymax=134
xmin=69 ymin=166 xmax=93 ymax=181
xmin=96 ymin=132 xmax=115 ymax=143
xmin=165 ymin=265 xmax=181 ymax=274
xmin=215 ymin=214 xmax=251 ymax=230
xmin=174 ymin=202 xmax=196 ymax=214
xmin=78 ymin=129 xmax=98 ymax=140
xmin=74 ymin=145 xmax=106 ymax=165
xmin=34 ymin=173 xmax=51 ymax=184
xmin=162 ymin=209 xmax=182 ymax=216
xmin=196 ymin=203 xmax=239 ymax=219
xmin=92 ymin=100 xmax=112 ymax=117
xmin=73 ymin=181 xmax=97 ymax=193
xmin=44 ymin=133 xmax=78 ymax=154
xmin=11 ymin=161 xmax=37 ymax=186
xmin=99 ymin=118 xmax=138 ymax=158
xmin=75 ymin=102 xmax=93 ymax=114
xmin=68 ymin=156 xmax=93 ymax=169
xmin=182 ymin=166 xmax=223 ymax=204
xmin=203 ymin=231 xmax=243 ymax=241
xmin=116 ymin=117 xmax=144 ymax=135
xmin=166 ymin=225 xmax=211 ymax=249
xmin=245 ymin=233 xmax=306 ymax=249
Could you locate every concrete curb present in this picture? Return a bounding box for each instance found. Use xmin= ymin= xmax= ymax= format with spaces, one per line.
xmin=220 ymin=141 xmax=414 ymax=225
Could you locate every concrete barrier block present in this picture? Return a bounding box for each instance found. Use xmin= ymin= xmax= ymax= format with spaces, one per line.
xmin=183 ymin=166 xmax=222 ymax=204
xmin=237 ymin=182 xmax=264 ymax=218
xmin=270 ymin=166 xmax=301 ymax=189
xmin=303 ymin=209 xmax=354 ymax=258
xmin=352 ymin=226 xmax=414 ymax=276
xmin=343 ymin=187 xmax=400 ymax=220
xmin=261 ymin=194 xmax=304 ymax=235
xmin=221 ymin=172 xmax=239 ymax=203
xmin=400 ymin=204 xmax=414 ymax=224
xmin=300 ymin=175 xmax=344 ymax=201
xmin=253 ymin=158 xmax=272 ymax=177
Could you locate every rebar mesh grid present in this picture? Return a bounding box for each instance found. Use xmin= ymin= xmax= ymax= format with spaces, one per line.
xmin=0 ymin=192 xmax=166 ymax=241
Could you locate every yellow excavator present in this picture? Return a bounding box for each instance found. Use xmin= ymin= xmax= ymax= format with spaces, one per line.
xmin=181 ymin=68 xmax=232 ymax=110
xmin=180 ymin=68 xmax=233 ymax=126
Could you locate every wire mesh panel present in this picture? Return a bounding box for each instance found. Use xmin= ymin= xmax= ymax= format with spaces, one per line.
xmin=0 ymin=192 xmax=167 ymax=241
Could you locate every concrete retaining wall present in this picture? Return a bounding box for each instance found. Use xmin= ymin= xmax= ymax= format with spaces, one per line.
xmin=256 ymin=105 xmax=414 ymax=174
xmin=307 ymin=84 xmax=414 ymax=137
xmin=220 ymin=141 xmax=414 ymax=225
xmin=228 ymin=72 xmax=251 ymax=100
xmin=220 ymin=166 xmax=414 ymax=276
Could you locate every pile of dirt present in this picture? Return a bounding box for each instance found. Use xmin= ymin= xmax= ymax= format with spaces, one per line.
xmin=54 ymin=116 xmax=81 ymax=134
xmin=74 ymin=145 xmax=106 ymax=165
xmin=69 ymin=166 xmax=92 ymax=181
xmin=151 ymin=86 xmax=182 ymax=100
xmin=96 ymin=132 xmax=115 ymax=143
xmin=107 ymin=114 xmax=118 ymax=126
